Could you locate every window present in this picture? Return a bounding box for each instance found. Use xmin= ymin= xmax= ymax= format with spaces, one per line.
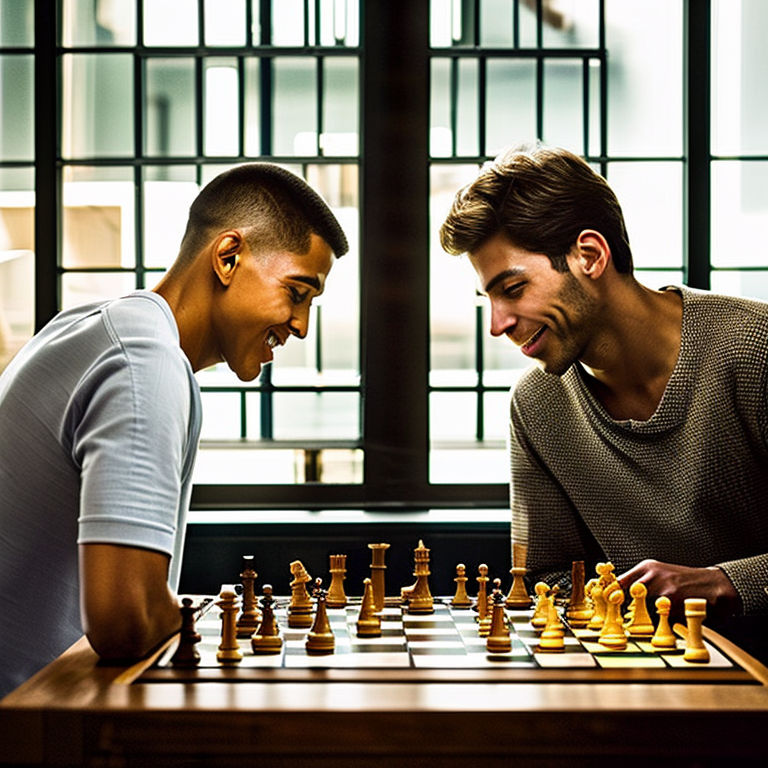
xmin=4 ymin=0 xmax=768 ymax=513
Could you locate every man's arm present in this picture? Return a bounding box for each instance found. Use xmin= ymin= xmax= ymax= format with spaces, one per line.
xmin=79 ymin=543 xmax=181 ymax=661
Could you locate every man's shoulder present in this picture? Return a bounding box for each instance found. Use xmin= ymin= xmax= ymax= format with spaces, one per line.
xmin=511 ymin=365 xmax=577 ymax=416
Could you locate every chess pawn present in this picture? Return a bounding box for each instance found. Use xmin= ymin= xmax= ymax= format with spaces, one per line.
xmin=530 ymin=582 xmax=551 ymax=630
xmin=216 ymin=587 xmax=243 ymax=664
xmin=451 ymin=563 xmax=472 ymax=608
xmin=683 ymin=598 xmax=710 ymax=663
xmin=486 ymin=588 xmax=511 ymax=654
xmin=171 ymin=597 xmax=202 ymax=668
xmin=624 ymin=581 xmax=655 ymax=637
xmin=598 ymin=584 xmax=627 ymax=650
xmin=651 ymin=595 xmax=677 ymax=649
xmin=236 ymin=555 xmax=261 ymax=638
xmin=566 ymin=560 xmax=592 ymax=627
xmin=538 ymin=595 xmax=565 ymax=652
xmin=505 ymin=566 xmax=532 ymax=609
xmin=251 ymin=584 xmax=283 ymax=654
xmin=356 ymin=577 xmax=382 ymax=637
xmin=587 ymin=584 xmax=606 ymax=632
xmin=475 ymin=565 xmax=492 ymax=636
xmin=326 ymin=554 xmax=348 ymax=608
xmin=305 ymin=579 xmax=336 ymax=655
xmin=288 ymin=559 xmax=314 ymax=628
xmin=368 ymin=542 xmax=390 ymax=612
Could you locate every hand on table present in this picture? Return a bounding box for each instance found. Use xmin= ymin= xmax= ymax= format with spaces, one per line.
xmin=616 ymin=559 xmax=741 ymax=622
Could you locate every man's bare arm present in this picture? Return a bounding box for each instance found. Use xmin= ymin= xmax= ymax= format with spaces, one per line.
xmin=79 ymin=543 xmax=181 ymax=661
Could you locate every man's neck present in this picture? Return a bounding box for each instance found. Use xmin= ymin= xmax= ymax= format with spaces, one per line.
xmin=579 ymin=284 xmax=683 ymax=421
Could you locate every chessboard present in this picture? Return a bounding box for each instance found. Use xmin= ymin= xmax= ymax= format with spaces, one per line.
xmin=138 ymin=596 xmax=752 ymax=685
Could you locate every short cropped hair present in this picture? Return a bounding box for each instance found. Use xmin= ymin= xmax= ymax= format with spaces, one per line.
xmin=179 ymin=163 xmax=349 ymax=260
xmin=439 ymin=145 xmax=633 ymax=274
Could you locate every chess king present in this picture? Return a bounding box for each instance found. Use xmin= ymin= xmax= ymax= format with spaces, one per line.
xmin=440 ymin=143 xmax=768 ymax=659
xmin=0 ymin=164 xmax=348 ymax=698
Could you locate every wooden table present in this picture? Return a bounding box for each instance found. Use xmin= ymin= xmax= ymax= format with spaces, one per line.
xmin=3 ymin=620 xmax=768 ymax=767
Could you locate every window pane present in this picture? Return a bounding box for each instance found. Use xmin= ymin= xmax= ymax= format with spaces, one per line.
xmin=430 ymin=392 xmax=477 ymax=441
xmin=62 ymin=166 xmax=135 ymax=269
xmin=200 ymin=392 xmax=243 ymax=440
xmin=711 ymin=270 xmax=768 ymax=302
xmin=486 ymin=59 xmax=536 ymax=156
xmin=480 ymin=0 xmax=514 ymax=47
xmin=318 ymin=0 xmax=359 ymax=46
xmin=61 ymin=0 xmax=136 ymax=46
xmin=205 ymin=58 xmax=240 ymax=157
xmin=606 ymin=0 xmax=683 ymax=156
xmin=0 ymin=55 xmax=33 ymax=160
xmin=62 ymin=53 xmax=133 ymax=158
xmin=244 ymin=57 xmax=261 ymax=156
xmin=588 ymin=58 xmax=602 ymax=157
xmin=273 ymin=58 xmax=317 ymax=156
xmin=143 ymin=0 xmax=198 ymax=46
xmin=712 ymin=0 xmax=768 ymax=155
xmin=272 ymin=0 xmax=305 ymax=45
xmin=145 ymin=58 xmax=196 ymax=157
xmin=143 ymin=165 xmax=199 ymax=270
xmin=193 ymin=447 xmax=301 ymax=484
xmin=430 ymin=58 xmax=451 ymax=157
xmin=322 ymin=58 xmax=359 ymax=156
xmin=273 ymin=392 xmax=360 ymax=440
xmin=606 ymin=162 xmax=683 ymax=271
xmin=61 ymin=272 xmax=137 ymax=309
xmin=483 ymin=390 xmax=510 ymax=442
xmin=0 ymin=0 xmax=33 ymax=46
xmin=204 ymin=0 xmax=246 ymax=46
xmin=430 ymin=446 xmax=507 ymax=483
xmin=0 ymin=167 xmax=34 ymax=374
xmin=456 ymin=59 xmax=479 ymax=156
xmin=712 ymin=161 xmax=768 ymax=268
xmin=543 ymin=58 xmax=583 ymax=153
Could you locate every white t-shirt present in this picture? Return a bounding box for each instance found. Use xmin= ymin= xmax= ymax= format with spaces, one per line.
xmin=0 ymin=291 xmax=201 ymax=697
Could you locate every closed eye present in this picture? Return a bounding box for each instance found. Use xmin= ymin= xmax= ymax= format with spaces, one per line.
xmin=288 ymin=286 xmax=310 ymax=305
xmin=502 ymin=282 xmax=525 ymax=298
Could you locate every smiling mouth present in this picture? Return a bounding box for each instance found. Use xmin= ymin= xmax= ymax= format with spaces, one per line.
xmin=520 ymin=326 xmax=546 ymax=351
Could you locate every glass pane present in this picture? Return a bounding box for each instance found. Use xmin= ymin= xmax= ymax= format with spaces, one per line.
xmin=711 ymin=270 xmax=768 ymax=302
xmin=543 ymin=59 xmax=583 ymax=153
xmin=430 ymin=446 xmax=507 ymax=483
xmin=200 ymin=392 xmax=243 ymax=440
xmin=272 ymin=0 xmax=305 ymax=45
xmin=321 ymin=58 xmax=358 ymax=156
xmin=193 ymin=446 xmax=301 ymax=484
xmin=0 ymin=0 xmax=33 ymax=46
xmin=0 ymin=55 xmax=33 ymax=160
xmin=62 ymin=165 xmax=135 ymax=269
xmin=143 ymin=0 xmax=198 ymax=46
xmin=61 ymin=272 xmax=138 ymax=310
xmin=145 ymin=58 xmax=196 ymax=157
xmin=430 ymin=0 xmax=452 ymax=47
xmin=273 ymin=57 xmax=317 ymax=156
xmin=244 ymin=57 xmax=261 ymax=156
xmin=273 ymin=392 xmax=360 ymax=440
xmin=712 ymin=161 xmax=768 ymax=268
xmin=483 ymin=390 xmax=510 ymax=441
xmin=712 ymin=0 xmax=768 ymax=155
xmin=588 ymin=58 xmax=602 ymax=157
xmin=318 ymin=0 xmax=359 ymax=46
xmin=430 ymin=392 xmax=477 ymax=441
xmin=605 ymin=162 xmax=683 ymax=271
xmin=543 ymin=0 xmax=600 ymax=49
xmin=205 ymin=58 xmax=240 ymax=157
xmin=486 ymin=59 xmax=536 ymax=156
xmin=0 ymin=166 xmax=34 ymax=374
xmin=61 ymin=0 xmax=136 ymax=46
xmin=61 ymin=53 xmax=133 ymax=158
xmin=606 ymin=0 xmax=683 ymax=156
xmin=431 ymin=59 xmax=452 ymax=157
xmin=480 ymin=0 xmax=514 ymax=47
xmin=456 ymin=58 xmax=479 ymax=156
xmin=204 ymin=0 xmax=246 ymax=46
xmin=143 ymin=166 xmax=199 ymax=270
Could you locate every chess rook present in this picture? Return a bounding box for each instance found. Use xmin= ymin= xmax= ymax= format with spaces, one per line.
xmin=368 ymin=542 xmax=390 ymax=612
xmin=683 ymin=598 xmax=710 ymax=663
xmin=326 ymin=554 xmax=348 ymax=608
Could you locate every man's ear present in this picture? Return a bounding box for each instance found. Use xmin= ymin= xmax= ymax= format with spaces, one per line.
xmin=572 ymin=229 xmax=611 ymax=280
xmin=212 ymin=231 xmax=245 ymax=286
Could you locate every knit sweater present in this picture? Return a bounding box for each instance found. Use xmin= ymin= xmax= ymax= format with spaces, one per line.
xmin=509 ymin=286 xmax=768 ymax=615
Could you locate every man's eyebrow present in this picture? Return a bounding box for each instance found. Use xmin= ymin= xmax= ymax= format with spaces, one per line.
xmin=483 ymin=267 xmax=525 ymax=295
xmin=290 ymin=275 xmax=322 ymax=291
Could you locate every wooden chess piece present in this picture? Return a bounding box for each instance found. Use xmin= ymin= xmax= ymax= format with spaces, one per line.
xmin=625 ymin=581 xmax=655 ymax=637
xmin=250 ymin=584 xmax=283 ymax=654
xmin=476 ymin=565 xmax=492 ymax=636
xmin=486 ymin=585 xmax=511 ymax=654
xmin=538 ymin=594 xmax=565 ymax=652
xmin=651 ymin=595 xmax=677 ymax=649
xmin=531 ymin=581 xmax=551 ymax=630
xmin=683 ymin=598 xmax=710 ymax=663
xmin=305 ymin=579 xmax=336 ymax=655
xmin=566 ymin=560 xmax=592 ymax=627
xmin=356 ymin=577 xmax=382 ymax=637
xmin=403 ymin=540 xmax=434 ymax=614
xmin=236 ymin=555 xmax=261 ymax=638
xmin=288 ymin=559 xmax=314 ymax=628
xmin=587 ymin=583 xmax=606 ymax=632
xmin=171 ymin=597 xmax=202 ymax=668
xmin=505 ymin=566 xmax=532 ymax=609
xmin=326 ymin=554 xmax=348 ymax=608
xmin=216 ymin=587 xmax=243 ymax=664
xmin=598 ymin=583 xmax=627 ymax=650
xmin=368 ymin=543 xmax=390 ymax=612
xmin=451 ymin=563 xmax=472 ymax=608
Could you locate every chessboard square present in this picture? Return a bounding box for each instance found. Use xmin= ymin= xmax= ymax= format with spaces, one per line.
xmin=238 ymin=654 xmax=285 ymax=668
xmin=404 ymin=627 xmax=461 ymax=637
xmin=534 ymin=652 xmax=598 ymax=668
xmin=661 ymin=642 xmax=734 ymax=669
xmin=402 ymin=617 xmax=454 ymax=628
xmin=635 ymin=640 xmax=683 ymax=655
xmin=285 ymin=652 xmax=411 ymax=668
xmin=349 ymin=637 xmax=407 ymax=651
xmin=595 ymin=653 xmax=666 ymax=668
xmin=580 ymin=639 xmax=643 ymax=654
xmin=408 ymin=641 xmax=467 ymax=653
